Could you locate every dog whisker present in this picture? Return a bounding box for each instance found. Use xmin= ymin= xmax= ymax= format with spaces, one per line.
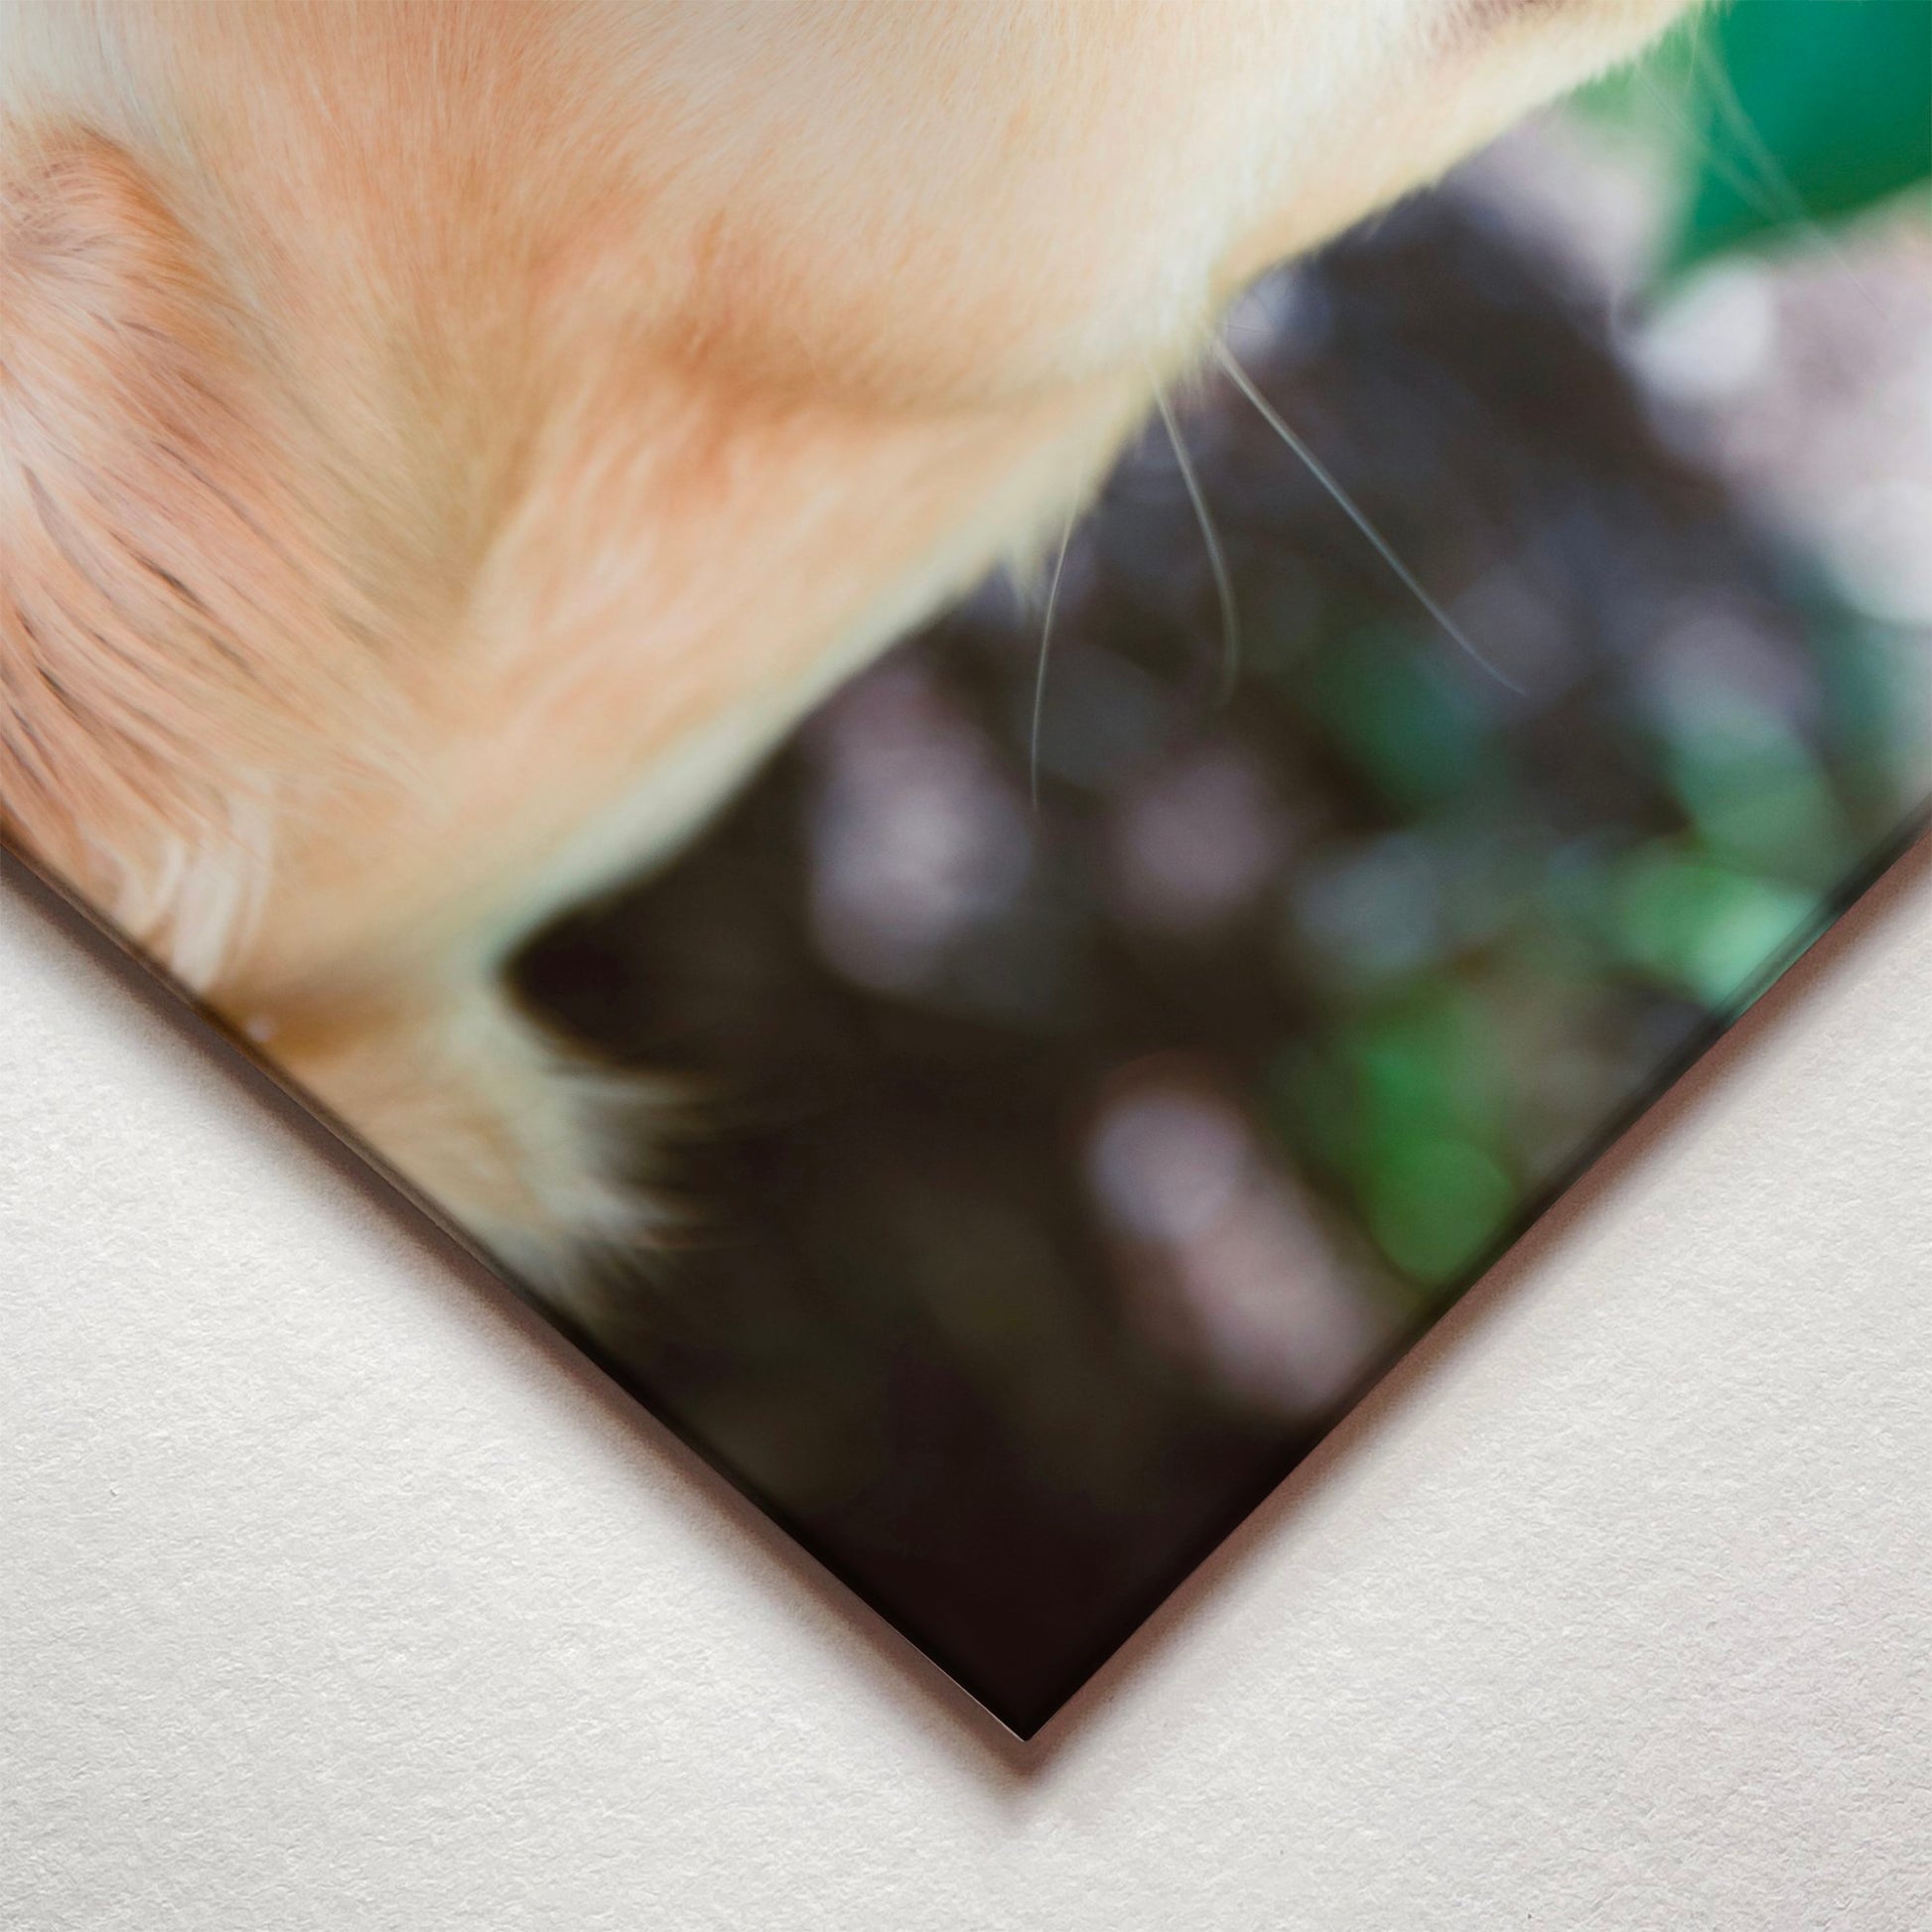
xmin=1154 ymin=386 xmax=1242 ymax=705
xmin=1029 ymin=515 xmax=1076 ymax=810
xmin=1211 ymin=341 xmax=1524 ymax=696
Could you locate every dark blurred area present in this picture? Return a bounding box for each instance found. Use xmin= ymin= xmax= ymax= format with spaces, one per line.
xmin=515 ymin=171 xmax=1927 ymax=1732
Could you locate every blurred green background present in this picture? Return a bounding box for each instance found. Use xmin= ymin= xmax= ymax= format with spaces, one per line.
xmin=517 ymin=3 xmax=1932 ymax=1732
xmin=1596 ymin=0 xmax=1931 ymax=263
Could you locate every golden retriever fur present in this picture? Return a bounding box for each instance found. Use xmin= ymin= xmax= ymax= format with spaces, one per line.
xmin=2 ymin=0 xmax=1690 ymax=1279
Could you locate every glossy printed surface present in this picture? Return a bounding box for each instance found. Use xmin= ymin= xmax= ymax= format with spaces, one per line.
xmin=8 ymin=10 xmax=1929 ymax=1738
xmin=512 ymin=133 xmax=1930 ymax=1730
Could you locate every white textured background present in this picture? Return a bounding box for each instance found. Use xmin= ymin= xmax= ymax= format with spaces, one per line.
xmin=4 ymin=841 xmax=1927 ymax=1932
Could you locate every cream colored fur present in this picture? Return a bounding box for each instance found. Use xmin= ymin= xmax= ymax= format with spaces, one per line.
xmin=1 ymin=0 xmax=1691 ymax=1281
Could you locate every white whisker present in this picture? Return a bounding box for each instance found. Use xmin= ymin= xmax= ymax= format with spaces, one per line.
xmin=1029 ymin=515 xmax=1075 ymax=809
xmin=1154 ymin=386 xmax=1241 ymax=704
xmin=1211 ymin=340 xmax=1525 ymax=696
xmin=1684 ymin=32 xmax=1883 ymax=320
xmin=1635 ymin=68 xmax=1785 ymax=240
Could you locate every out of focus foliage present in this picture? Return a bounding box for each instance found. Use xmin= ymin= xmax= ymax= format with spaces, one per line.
xmin=523 ymin=173 xmax=1926 ymax=1717
xmin=1590 ymin=0 xmax=1932 ymax=266
xmin=514 ymin=12 xmax=1930 ymax=1726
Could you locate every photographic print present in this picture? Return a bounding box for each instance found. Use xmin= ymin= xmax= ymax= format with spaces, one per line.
xmin=5 ymin=2 xmax=1928 ymax=1735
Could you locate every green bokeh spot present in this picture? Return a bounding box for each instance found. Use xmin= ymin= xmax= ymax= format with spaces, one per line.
xmin=1613 ymin=842 xmax=1822 ymax=1009
xmin=1679 ymin=0 xmax=1932 ymax=266
xmin=1663 ymin=705 xmax=1850 ymax=887
xmin=1313 ymin=629 xmax=1492 ymax=813
xmin=1363 ymin=1138 xmax=1516 ymax=1287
